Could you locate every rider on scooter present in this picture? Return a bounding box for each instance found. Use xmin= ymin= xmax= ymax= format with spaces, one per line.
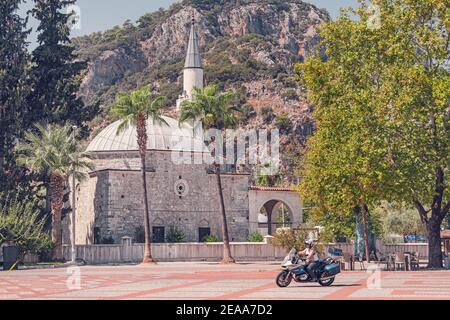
xmin=298 ymin=240 xmax=319 ymax=281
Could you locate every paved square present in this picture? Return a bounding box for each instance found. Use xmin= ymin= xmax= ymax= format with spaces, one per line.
xmin=1 ymin=262 xmax=450 ymax=300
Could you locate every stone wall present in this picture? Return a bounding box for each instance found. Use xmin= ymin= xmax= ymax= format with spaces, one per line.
xmin=61 ymin=242 xmax=431 ymax=265
xmin=62 ymin=243 xmax=290 ymax=264
xmin=75 ymin=172 xmax=109 ymax=244
xmin=75 ymin=150 xmax=251 ymax=244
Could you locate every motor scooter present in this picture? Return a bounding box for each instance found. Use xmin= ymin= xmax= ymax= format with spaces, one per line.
xmin=276 ymin=248 xmax=341 ymax=287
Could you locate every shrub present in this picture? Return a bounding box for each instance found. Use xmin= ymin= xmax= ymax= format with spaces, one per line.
xmin=260 ymin=106 xmax=275 ymax=124
xmin=275 ymin=113 xmax=293 ymax=133
xmin=273 ymin=228 xmax=324 ymax=255
xmin=166 ymin=226 xmax=186 ymax=243
xmin=239 ymin=103 xmax=256 ymax=123
xmin=38 ymin=244 xmax=56 ymax=263
xmin=0 ymin=193 xmax=53 ymax=260
xmin=272 ymin=228 xmax=310 ymax=251
xmin=202 ymin=235 xmax=220 ymax=243
xmin=256 ymin=161 xmax=282 ymax=187
xmin=247 ymin=231 xmax=264 ymax=243
xmin=274 ymin=2 xmax=290 ymax=12
xmin=281 ymin=88 xmax=298 ymax=100
xmin=277 ymin=73 xmax=297 ymax=88
xmin=101 ymin=236 xmax=115 ymax=244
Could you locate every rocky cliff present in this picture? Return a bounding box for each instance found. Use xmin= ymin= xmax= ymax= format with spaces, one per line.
xmin=74 ymin=0 xmax=330 ymax=181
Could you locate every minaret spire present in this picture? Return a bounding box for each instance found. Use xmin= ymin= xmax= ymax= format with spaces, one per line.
xmin=184 ymin=14 xmax=202 ymax=69
xmin=177 ymin=14 xmax=204 ymax=114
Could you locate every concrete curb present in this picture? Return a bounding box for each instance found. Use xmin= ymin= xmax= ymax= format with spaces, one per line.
xmin=19 ymin=263 xmax=80 ymax=270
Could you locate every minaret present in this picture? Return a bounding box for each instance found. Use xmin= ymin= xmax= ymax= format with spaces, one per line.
xmin=176 ymin=16 xmax=204 ymax=113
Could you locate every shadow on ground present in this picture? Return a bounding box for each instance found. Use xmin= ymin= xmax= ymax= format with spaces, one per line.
xmin=287 ymin=284 xmax=361 ymax=288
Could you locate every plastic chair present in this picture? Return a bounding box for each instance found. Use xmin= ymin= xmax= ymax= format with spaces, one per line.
xmin=410 ymin=252 xmax=420 ymax=271
xmin=354 ymin=254 xmax=365 ymax=270
xmin=394 ymin=253 xmax=406 ymax=271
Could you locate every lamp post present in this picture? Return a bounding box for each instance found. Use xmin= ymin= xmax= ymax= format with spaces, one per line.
xmin=71 ymin=125 xmax=77 ymax=264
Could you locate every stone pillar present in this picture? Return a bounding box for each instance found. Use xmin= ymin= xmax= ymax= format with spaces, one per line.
xmin=264 ymin=201 xmax=277 ymax=235
xmin=264 ymin=235 xmax=274 ymax=244
xmin=121 ymin=236 xmax=132 ymax=263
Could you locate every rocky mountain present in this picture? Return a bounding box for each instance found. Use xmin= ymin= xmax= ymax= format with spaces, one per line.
xmin=73 ymin=0 xmax=330 ymax=182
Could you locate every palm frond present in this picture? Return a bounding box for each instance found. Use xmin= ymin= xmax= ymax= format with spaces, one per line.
xmin=116 ymin=115 xmax=135 ymax=136
xmin=16 ymin=123 xmax=94 ymax=181
xmin=179 ymin=84 xmax=240 ymax=131
xmin=113 ymin=87 xmax=168 ymax=133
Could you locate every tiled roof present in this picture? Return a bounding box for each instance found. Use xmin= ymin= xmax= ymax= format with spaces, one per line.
xmin=249 ymin=186 xmax=295 ymax=192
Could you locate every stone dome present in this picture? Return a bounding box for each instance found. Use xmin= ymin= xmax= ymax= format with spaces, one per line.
xmin=86 ymin=116 xmax=206 ymax=152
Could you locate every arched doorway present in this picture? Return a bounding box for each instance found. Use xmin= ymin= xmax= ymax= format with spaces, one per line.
xmin=258 ymin=200 xmax=293 ymax=236
xmin=249 ymin=186 xmax=303 ymax=236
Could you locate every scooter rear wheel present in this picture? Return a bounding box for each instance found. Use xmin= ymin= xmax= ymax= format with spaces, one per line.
xmin=276 ymin=271 xmax=292 ymax=287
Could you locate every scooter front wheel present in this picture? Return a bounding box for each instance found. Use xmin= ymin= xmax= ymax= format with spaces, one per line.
xmin=276 ymin=271 xmax=292 ymax=287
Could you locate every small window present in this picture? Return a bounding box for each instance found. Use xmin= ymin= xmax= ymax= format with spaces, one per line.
xmin=199 ymin=227 xmax=211 ymax=242
xmin=134 ymin=226 xmax=145 ymax=243
xmin=94 ymin=227 xmax=101 ymax=245
xmin=152 ymin=226 xmax=165 ymax=243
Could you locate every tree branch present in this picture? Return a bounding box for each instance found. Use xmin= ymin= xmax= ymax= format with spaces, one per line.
xmin=431 ymin=168 xmax=444 ymax=212
xmin=414 ymin=200 xmax=430 ymax=224
xmin=442 ymin=200 xmax=450 ymax=219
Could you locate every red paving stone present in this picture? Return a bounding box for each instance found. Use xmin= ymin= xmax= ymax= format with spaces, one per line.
xmin=1 ymin=262 xmax=450 ymax=300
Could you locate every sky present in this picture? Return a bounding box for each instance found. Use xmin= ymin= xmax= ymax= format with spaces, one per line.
xmin=20 ymin=0 xmax=360 ymax=49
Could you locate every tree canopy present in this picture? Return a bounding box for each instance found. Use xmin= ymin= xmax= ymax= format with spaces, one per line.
xmin=0 ymin=0 xmax=30 ymax=192
xmin=27 ymin=0 xmax=95 ymax=129
xmin=297 ymin=0 xmax=449 ymax=267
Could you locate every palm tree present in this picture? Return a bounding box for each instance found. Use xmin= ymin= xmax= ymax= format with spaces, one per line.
xmin=256 ymin=161 xmax=282 ymax=187
xmin=111 ymin=87 xmax=166 ymax=264
xmin=180 ymin=84 xmax=240 ymax=264
xmin=16 ymin=123 xmax=93 ymax=261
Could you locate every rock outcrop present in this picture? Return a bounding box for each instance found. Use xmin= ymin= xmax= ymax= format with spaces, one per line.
xmin=74 ymin=0 xmax=330 ymax=181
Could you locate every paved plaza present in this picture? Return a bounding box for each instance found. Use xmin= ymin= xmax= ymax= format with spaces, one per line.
xmin=1 ymin=262 xmax=450 ymax=300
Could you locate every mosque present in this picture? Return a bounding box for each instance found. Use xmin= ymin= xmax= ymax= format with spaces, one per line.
xmin=69 ymin=19 xmax=303 ymax=245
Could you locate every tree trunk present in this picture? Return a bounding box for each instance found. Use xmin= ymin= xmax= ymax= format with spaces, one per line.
xmin=0 ymin=147 xmax=4 ymax=176
xmin=137 ymin=113 xmax=155 ymax=264
xmin=414 ymin=168 xmax=448 ymax=269
xmin=426 ymin=168 xmax=447 ymax=268
xmin=216 ymin=163 xmax=235 ymax=264
xmin=360 ymin=204 xmax=371 ymax=262
xmin=50 ymin=174 xmax=64 ymax=261
xmin=45 ymin=182 xmax=52 ymax=217
xmin=0 ymin=126 xmax=6 ymax=179
xmin=71 ymin=171 xmax=77 ymax=264
xmin=427 ymin=217 xmax=443 ymax=269
xmin=415 ymin=203 xmax=446 ymax=269
xmin=140 ymin=153 xmax=154 ymax=264
xmin=39 ymin=178 xmax=53 ymax=232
